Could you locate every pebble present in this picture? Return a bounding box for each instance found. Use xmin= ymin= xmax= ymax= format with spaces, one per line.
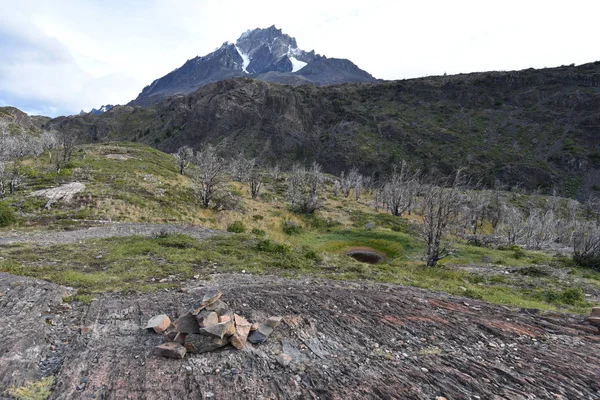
xmin=421 ymin=367 xmax=429 ymax=373
xmin=185 ymin=366 xmax=192 ymax=372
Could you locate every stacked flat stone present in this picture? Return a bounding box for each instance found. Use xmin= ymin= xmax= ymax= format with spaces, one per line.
xmin=147 ymin=289 xmax=281 ymax=359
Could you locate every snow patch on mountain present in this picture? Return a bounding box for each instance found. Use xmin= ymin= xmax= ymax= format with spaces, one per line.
xmin=235 ymin=45 xmax=251 ymax=74
xmin=290 ymin=57 xmax=307 ymax=72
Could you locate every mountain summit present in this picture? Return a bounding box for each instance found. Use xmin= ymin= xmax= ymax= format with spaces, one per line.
xmin=129 ymin=26 xmax=376 ymax=106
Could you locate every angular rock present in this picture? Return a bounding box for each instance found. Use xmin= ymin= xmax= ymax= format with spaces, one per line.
xmin=145 ymin=314 xmax=171 ymax=333
xmin=154 ymin=342 xmax=186 ymax=359
xmin=250 ymin=322 xmax=259 ymax=331
xmin=248 ymin=324 xmax=273 ymax=344
xmin=591 ymin=307 xmax=600 ymax=318
xmin=174 ymin=312 xmax=200 ymax=334
xmin=204 ymin=299 xmax=230 ymax=316
xmin=231 ymin=314 xmax=252 ymax=350
xmin=185 ymin=334 xmax=227 ymax=354
xmin=199 ymin=311 xmax=219 ymax=327
xmin=266 ymin=316 xmax=283 ymax=329
xmin=191 ymin=289 xmax=222 ymax=315
xmin=276 ymin=353 xmax=292 ymax=366
xmin=218 ymin=315 xmax=230 ymax=323
xmin=174 ymin=332 xmax=187 ymax=345
xmin=200 ymin=319 xmax=233 ymax=340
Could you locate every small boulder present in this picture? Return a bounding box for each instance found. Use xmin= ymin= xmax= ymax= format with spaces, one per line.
xmin=191 ymin=289 xmax=222 ymax=315
xmin=174 ymin=312 xmax=200 ymax=334
xmin=248 ymin=324 xmax=273 ymax=344
xmin=266 ymin=316 xmax=283 ymax=329
xmin=145 ymin=314 xmax=171 ymax=333
xmin=185 ymin=334 xmax=227 ymax=354
xmin=154 ymin=342 xmax=186 ymax=359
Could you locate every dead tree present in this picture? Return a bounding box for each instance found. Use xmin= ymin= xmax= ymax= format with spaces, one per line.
xmin=192 ymin=145 xmax=227 ymax=208
xmin=286 ymin=162 xmax=323 ymax=213
xmin=498 ymin=205 xmax=525 ymax=246
xmin=420 ymin=170 xmax=464 ymax=267
xmin=247 ymin=160 xmax=263 ymax=200
xmin=174 ymin=146 xmax=194 ymax=175
xmin=380 ymin=161 xmax=420 ymax=216
xmin=573 ymin=221 xmax=600 ymax=269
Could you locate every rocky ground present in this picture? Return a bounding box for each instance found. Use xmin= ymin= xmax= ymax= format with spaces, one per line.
xmin=1 ymin=272 xmax=599 ymax=400
xmin=0 ymin=223 xmax=222 ymax=246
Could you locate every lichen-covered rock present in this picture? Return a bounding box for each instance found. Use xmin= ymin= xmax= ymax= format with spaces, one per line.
xmin=184 ymin=334 xmax=227 ymax=354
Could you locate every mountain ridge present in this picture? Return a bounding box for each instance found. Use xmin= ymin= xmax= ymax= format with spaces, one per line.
xmin=45 ymin=61 xmax=600 ymax=199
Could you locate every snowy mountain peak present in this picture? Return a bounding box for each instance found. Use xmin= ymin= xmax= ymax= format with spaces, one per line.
xmin=129 ymin=26 xmax=376 ymax=106
xmin=233 ymin=25 xmax=314 ymax=75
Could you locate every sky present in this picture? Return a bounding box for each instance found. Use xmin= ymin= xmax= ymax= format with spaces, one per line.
xmin=1 ymin=0 xmax=598 ymax=117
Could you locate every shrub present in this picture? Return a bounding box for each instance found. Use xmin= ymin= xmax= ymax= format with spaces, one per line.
xmin=282 ymin=220 xmax=302 ymax=235
xmin=256 ymin=239 xmax=289 ymax=254
xmin=227 ymin=221 xmax=246 ymax=233
xmin=251 ymin=228 xmax=265 ymax=237
xmin=0 ymin=201 xmax=17 ymax=227
xmin=512 ymin=247 xmax=526 ymax=259
xmin=252 ymin=214 xmax=264 ymax=221
xmin=302 ymin=246 xmax=322 ymax=261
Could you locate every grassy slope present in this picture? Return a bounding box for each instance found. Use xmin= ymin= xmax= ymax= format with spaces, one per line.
xmin=1 ymin=142 xmax=599 ymax=312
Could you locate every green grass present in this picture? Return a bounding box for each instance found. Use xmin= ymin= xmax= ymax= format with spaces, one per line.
xmin=5 ymin=376 xmax=54 ymax=400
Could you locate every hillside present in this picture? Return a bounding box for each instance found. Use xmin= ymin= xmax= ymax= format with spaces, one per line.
xmin=46 ymin=62 xmax=600 ymax=199
xmin=1 ymin=142 xmax=599 ymax=398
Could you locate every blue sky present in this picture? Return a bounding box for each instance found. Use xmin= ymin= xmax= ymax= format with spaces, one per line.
xmin=1 ymin=0 xmax=598 ymax=117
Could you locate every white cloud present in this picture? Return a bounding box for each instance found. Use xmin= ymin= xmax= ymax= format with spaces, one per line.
xmin=1 ymin=0 xmax=598 ymax=117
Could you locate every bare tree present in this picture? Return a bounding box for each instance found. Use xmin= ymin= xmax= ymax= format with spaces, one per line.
xmin=174 ymin=146 xmax=194 ymax=175
xmin=498 ymin=205 xmax=525 ymax=246
xmin=380 ymin=162 xmax=420 ymax=216
xmin=247 ymin=160 xmax=263 ymax=200
xmin=585 ymin=194 xmax=600 ymax=223
xmin=420 ymin=171 xmax=464 ymax=267
xmin=0 ymin=162 xmax=7 ymax=198
xmin=353 ymin=172 xmax=363 ymax=201
xmin=191 ymin=145 xmax=227 ymax=208
xmin=286 ymin=162 xmax=323 ymax=213
xmin=573 ymin=221 xmax=600 ymax=269
xmin=231 ymin=153 xmax=254 ymax=183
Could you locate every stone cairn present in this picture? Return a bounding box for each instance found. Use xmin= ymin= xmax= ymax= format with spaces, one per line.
xmin=588 ymin=307 xmax=600 ymax=332
xmin=145 ymin=289 xmax=282 ymax=359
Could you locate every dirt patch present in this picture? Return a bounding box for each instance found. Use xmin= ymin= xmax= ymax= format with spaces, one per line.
xmin=0 ymin=273 xmax=598 ymax=399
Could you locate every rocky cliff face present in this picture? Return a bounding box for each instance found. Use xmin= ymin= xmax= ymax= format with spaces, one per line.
xmin=47 ymin=62 xmax=600 ymax=198
xmin=129 ymin=26 xmax=376 ymax=106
